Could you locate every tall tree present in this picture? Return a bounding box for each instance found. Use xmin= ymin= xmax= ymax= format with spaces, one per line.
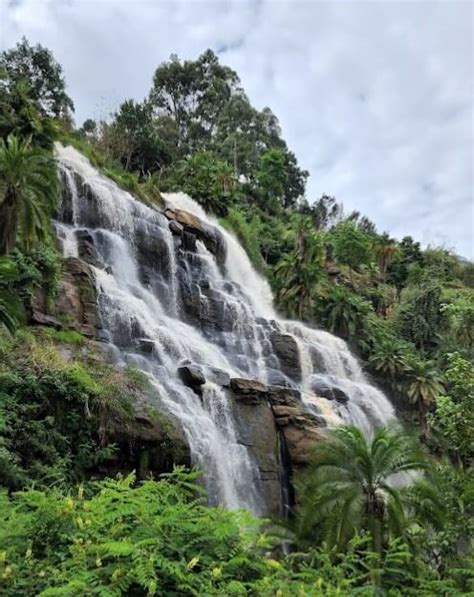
xmin=0 ymin=135 xmax=57 ymax=255
xmin=274 ymin=217 xmax=326 ymax=320
xmin=332 ymin=220 xmax=373 ymax=281
xmin=397 ymin=277 xmax=445 ymax=353
xmin=375 ymin=233 xmax=400 ymax=281
xmin=0 ymin=37 xmax=74 ymax=119
xmin=402 ymin=359 xmax=444 ymax=436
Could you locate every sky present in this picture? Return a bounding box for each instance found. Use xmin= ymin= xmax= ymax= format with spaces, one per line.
xmin=1 ymin=0 xmax=473 ymax=258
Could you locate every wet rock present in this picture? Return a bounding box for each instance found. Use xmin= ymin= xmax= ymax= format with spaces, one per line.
xmin=164 ymin=208 xmax=226 ymax=264
xmin=230 ymin=378 xmax=268 ymax=404
xmin=178 ymin=365 xmax=206 ymax=387
xmin=310 ymin=379 xmax=349 ymax=404
xmin=207 ymin=367 xmax=230 ymax=387
xmin=270 ymin=332 xmax=302 ymax=382
xmin=231 ymin=387 xmax=282 ymax=516
xmin=275 ymin=411 xmax=327 ymax=468
xmin=76 ymin=229 xmax=104 ymax=268
xmin=138 ymin=339 xmax=155 ymax=354
xmin=266 ymin=385 xmax=301 ymax=407
xmin=168 ymin=219 xmax=184 ymax=235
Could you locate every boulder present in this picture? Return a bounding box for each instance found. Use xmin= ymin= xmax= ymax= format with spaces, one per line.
xmin=270 ymin=333 xmax=302 ymax=382
xmin=310 ymin=379 xmax=349 ymax=404
xmin=164 ymin=208 xmax=226 ymax=264
xmin=178 ymin=365 xmax=206 ymax=387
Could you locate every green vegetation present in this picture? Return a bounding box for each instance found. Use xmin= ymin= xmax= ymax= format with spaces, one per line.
xmin=0 ymin=37 xmax=472 ymax=595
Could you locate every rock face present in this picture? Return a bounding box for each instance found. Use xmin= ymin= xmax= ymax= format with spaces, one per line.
xmin=229 ymin=378 xmax=326 ymax=514
xmin=110 ymin=388 xmax=190 ymax=479
xmin=31 ymin=256 xmax=101 ymax=339
xmin=230 ymin=378 xmax=282 ymax=515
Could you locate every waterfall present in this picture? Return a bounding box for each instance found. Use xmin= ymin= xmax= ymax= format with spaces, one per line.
xmin=54 ymin=144 xmax=395 ymax=514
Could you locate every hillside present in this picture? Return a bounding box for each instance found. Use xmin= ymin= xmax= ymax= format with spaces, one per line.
xmin=0 ymin=38 xmax=473 ymax=596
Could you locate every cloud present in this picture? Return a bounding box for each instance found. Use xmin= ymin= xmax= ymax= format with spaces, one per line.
xmin=2 ymin=0 xmax=472 ymax=257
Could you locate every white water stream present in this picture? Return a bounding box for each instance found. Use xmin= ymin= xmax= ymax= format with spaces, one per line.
xmin=55 ymin=145 xmax=395 ymax=514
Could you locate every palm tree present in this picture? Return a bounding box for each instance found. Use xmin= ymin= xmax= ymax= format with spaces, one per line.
xmin=317 ymin=285 xmax=371 ymax=338
xmin=0 ymin=257 xmax=22 ymax=333
xmin=402 ymin=360 xmax=444 ymax=436
xmin=375 ymin=233 xmax=399 ymax=281
xmin=369 ymin=341 xmax=409 ymax=381
xmin=0 ymin=134 xmax=58 ymax=255
xmin=294 ymin=426 xmax=439 ymax=558
xmin=275 ymin=217 xmax=326 ymax=320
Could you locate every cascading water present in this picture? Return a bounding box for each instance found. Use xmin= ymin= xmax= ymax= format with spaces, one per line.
xmin=54 ymin=144 xmax=395 ymax=514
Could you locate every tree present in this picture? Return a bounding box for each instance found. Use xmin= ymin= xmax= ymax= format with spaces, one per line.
xmin=402 ymin=359 xmax=444 ymax=436
xmin=298 ymin=194 xmax=342 ymax=230
xmin=150 ymin=49 xmax=239 ymax=153
xmin=316 ymin=286 xmax=372 ymax=339
xmin=294 ymin=426 xmax=440 ymax=558
xmin=431 ymin=353 xmax=474 ymax=468
xmin=274 ymin=217 xmax=326 ymax=320
xmin=0 ymin=73 xmax=58 ymax=148
xmin=256 ymin=148 xmax=288 ymax=212
xmin=369 ymin=340 xmax=410 ymax=382
xmin=0 ymin=37 xmax=74 ymax=118
xmin=397 ymin=277 xmax=445 ymax=353
xmin=0 ymin=135 xmax=58 ymax=255
xmin=388 ymin=236 xmax=424 ymax=289
xmin=332 ymin=220 xmax=373 ymax=280
xmin=375 ymin=233 xmax=400 ymax=281
xmin=110 ymin=99 xmax=171 ymax=175
xmin=171 ymin=152 xmax=237 ymax=216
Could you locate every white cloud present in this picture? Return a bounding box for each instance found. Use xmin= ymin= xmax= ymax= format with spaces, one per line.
xmin=1 ymin=0 xmax=472 ymax=257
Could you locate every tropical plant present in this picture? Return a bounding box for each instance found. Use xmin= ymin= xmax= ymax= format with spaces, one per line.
xmin=294 ymin=426 xmax=440 ymax=559
xmin=369 ymin=340 xmax=410 ymax=381
xmin=431 ymin=353 xmax=474 ymax=468
xmin=316 ymin=285 xmax=372 ymax=339
xmin=331 ymin=219 xmax=373 ymax=281
xmin=402 ymin=359 xmax=445 ymax=436
xmin=171 ymin=151 xmax=237 ymax=216
xmin=0 ymin=257 xmax=22 ymax=334
xmin=0 ymin=134 xmax=58 ymax=255
xmin=397 ymin=277 xmax=445 ymax=353
xmin=274 ymin=216 xmax=326 ymax=319
xmin=374 ymin=233 xmax=400 ymax=281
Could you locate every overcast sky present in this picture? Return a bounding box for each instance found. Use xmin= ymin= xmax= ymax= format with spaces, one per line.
xmin=1 ymin=0 xmax=472 ymax=258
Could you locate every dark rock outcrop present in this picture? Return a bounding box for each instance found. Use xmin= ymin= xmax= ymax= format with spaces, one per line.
xmin=270 ymin=333 xmax=302 ymax=382
xmin=164 ymin=208 xmax=226 ymax=264
xmin=230 ymin=377 xmax=268 ymax=403
xmin=310 ymin=379 xmax=349 ymax=404
xmin=178 ymin=364 xmax=206 ymax=388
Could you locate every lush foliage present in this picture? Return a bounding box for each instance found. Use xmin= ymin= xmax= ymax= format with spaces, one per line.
xmin=0 ymin=37 xmax=473 ymax=596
